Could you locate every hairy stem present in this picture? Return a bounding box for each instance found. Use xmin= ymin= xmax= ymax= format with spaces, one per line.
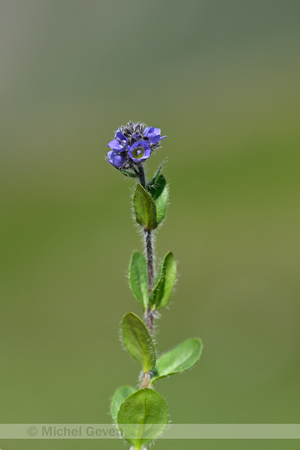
xmin=145 ymin=230 xmax=155 ymax=334
xmin=145 ymin=230 xmax=155 ymax=294
xmin=142 ymin=230 xmax=155 ymax=388
xmin=141 ymin=371 xmax=151 ymax=389
xmin=137 ymin=164 xmax=146 ymax=188
xmin=137 ymin=165 xmax=155 ymax=390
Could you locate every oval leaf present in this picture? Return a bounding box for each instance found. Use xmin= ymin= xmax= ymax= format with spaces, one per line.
xmin=110 ymin=385 xmax=136 ymax=423
xmin=129 ymin=251 xmax=148 ymax=310
xmin=149 ymin=252 xmax=177 ymax=310
xmin=117 ymin=388 xmax=169 ymax=448
xmin=148 ymin=174 xmax=169 ymax=224
xmin=133 ymin=183 xmax=157 ymax=231
xmin=122 ymin=313 xmax=156 ymax=372
xmin=151 ymin=338 xmax=202 ymax=383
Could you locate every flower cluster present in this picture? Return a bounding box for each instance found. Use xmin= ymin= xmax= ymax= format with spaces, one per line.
xmin=107 ymin=122 xmax=165 ymax=171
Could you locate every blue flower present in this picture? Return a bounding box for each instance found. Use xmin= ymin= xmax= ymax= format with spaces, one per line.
xmin=143 ymin=127 xmax=166 ymax=145
xmin=106 ymin=122 xmax=166 ymax=172
xmin=107 ymin=150 xmax=127 ymax=168
xmin=107 ymin=131 xmax=128 ymax=152
xmin=128 ymin=140 xmax=151 ymax=163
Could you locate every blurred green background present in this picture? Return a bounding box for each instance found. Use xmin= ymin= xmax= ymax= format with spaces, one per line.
xmin=1 ymin=0 xmax=300 ymax=449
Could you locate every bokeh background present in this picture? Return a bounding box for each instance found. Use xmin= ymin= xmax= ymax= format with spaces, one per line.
xmin=1 ymin=1 xmax=300 ymax=449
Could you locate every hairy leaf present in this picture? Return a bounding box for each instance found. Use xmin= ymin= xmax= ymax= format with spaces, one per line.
xmin=117 ymin=388 xmax=169 ymax=448
xmin=120 ymin=169 xmax=138 ymax=178
xmin=122 ymin=312 xmax=156 ymax=372
xmin=147 ymin=163 xmax=164 ymax=187
xmin=133 ymin=183 xmax=157 ymax=231
xmin=149 ymin=252 xmax=177 ymax=310
xmin=110 ymin=385 xmax=136 ymax=423
xmin=151 ymin=338 xmax=202 ymax=383
xmin=129 ymin=251 xmax=148 ymax=310
xmin=148 ymin=174 xmax=169 ymax=224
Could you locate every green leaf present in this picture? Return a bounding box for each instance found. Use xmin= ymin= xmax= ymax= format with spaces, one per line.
xmin=151 ymin=338 xmax=202 ymax=383
xmin=148 ymin=174 xmax=169 ymax=224
xmin=117 ymin=388 xmax=169 ymax=448
xmin=147 ymin=163 xmax=164 ymax=187
xmin=133 ymin=183 xmax=157 ymax=231
xmin=122 ymin=313 xmax=156 ymax=372
xmin=120 ymin=169 xmax=138 ymax=178
xmin=149 ymin=252 xmax=177 ymax=310
xmin=148 ymin=174 xmax=166 ymax=200
xmin=129 ymin=252 xmax=148 ymax=310
xmin=110 ymin=385 xmax=136 ymax=423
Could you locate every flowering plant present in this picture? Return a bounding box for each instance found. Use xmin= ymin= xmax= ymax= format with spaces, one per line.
xmin=106 ymin=122 xmax=202 ymax=450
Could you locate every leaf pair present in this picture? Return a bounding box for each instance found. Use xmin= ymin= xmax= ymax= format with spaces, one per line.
xmin=117 ymin=313 xmax=202 ymax=447
xmin=133 ymin=174 xmax=168 ymax=231
xmin=111 ymin=387 xmax=169 ymax=449
xmin=129 ymin=251 xmax=177 ymax=311
xmin=118 ymin=314 xmax=168 ymax=447
xmin=122 ymin=313 xmax=202 ymax=383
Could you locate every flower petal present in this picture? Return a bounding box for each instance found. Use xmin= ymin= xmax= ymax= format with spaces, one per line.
xmin=107 ymin=138 xmax=128 ymax=152
xmin=144 ymin=126 xmax=162 ymax=144
xmin=129 ymin=141 xmax=151 ymax=162
xmin=107 ymin=150 xmax=126 ymax=168
xmin=115 ymin=131 xmax=127 ymax=142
